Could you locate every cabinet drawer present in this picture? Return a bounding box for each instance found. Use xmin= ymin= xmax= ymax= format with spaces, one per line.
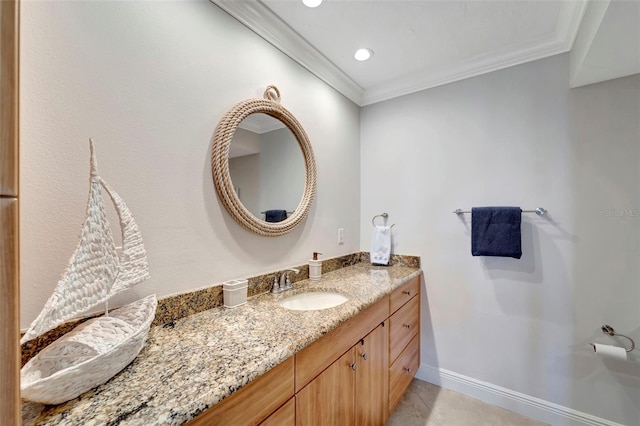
xmin=389 ymin=335 xmax=419 ymax=413
xmin=187 ymin=357 xmax=294 ymax=426
xmin=389 ymin=276 xmax=419 ymax=314
xmin=389 ymin=295 xmax=419 ymax=362
xmin=295 ymin=296 xmax=389 ymax=392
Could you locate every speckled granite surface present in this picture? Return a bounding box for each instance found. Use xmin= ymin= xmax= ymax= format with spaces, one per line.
xmin=22 ymin=253 xmax=419 ymax=366
xmin=22 ymin=262 xmax=421 ymax=426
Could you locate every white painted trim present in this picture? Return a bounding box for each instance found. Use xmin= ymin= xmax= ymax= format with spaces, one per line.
xmin=360 ymin=37 xmax=567 ymax=106
xmin=558 ymin=0 xmax=590 ymax=52
xmin=569 ymin=0 xmax=611 ymax=88
xmin=210 ymin=0 xmax=588 ymax=107
xmin=415 ymin=364 xmax=625 ymax=426
xmin=360 ymin=1 xmax=588 ymax=105
xmin=210 ymin=0 xmax=364 ymax=105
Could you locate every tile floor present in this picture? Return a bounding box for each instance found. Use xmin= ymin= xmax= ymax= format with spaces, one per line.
xmin=386 ymin=379 xmax=547 ymax=426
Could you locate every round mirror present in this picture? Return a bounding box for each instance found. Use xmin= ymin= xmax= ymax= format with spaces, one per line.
xmin=212 ymin=86 xmax=317 ymax=236
xmin=229 ymin=114 xmax=306 ymax=222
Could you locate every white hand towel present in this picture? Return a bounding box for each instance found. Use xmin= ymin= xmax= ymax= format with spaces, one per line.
xmin=371 ymin=226 xmax=391 ymax=265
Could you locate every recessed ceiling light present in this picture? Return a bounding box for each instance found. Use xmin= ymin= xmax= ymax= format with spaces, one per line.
xmin=302 ymin=0 xmax=323 ymax=7
xmin=354 ymin=48 xmax=373 ymax=62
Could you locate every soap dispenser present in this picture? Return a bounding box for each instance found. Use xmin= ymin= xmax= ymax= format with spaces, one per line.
xmin=309 ymin=252 xmax=323 ymax=281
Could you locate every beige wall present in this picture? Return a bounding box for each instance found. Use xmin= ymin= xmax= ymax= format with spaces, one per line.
xmin=229 ymin=153 xmax=260 ymax=217
xmin=258 ymin=128 xmax=306 ymax=217
xmin=20 ymin=1 xmax=361 ymax=326
xmin=361 ymin=54 xmax=639 ymax=424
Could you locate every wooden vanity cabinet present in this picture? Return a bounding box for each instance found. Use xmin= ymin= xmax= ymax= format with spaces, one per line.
xmin=295 ymin=274 xmax=423 ymax=426
xmin=188 ymin=276 xmax=421 ymax=426
xmin=296 ymin=322 xmax=389 ymax=426
xmin=295 ymin=297 xmax=389 ymax=392
xmin=295 ymin=297 xmax=389 ymax=425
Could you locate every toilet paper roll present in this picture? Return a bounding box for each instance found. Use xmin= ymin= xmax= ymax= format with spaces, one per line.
xmin=590 ymin=343 xmax=628 ymax=361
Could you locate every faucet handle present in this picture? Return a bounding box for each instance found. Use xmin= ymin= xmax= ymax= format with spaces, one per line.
xmin=281 ymin=269 xmax=299 ymax=290
xmin=272 ymin=275 xmax=281 ymax=293
xmin=284 ymin=275 xmax=292 ymax=290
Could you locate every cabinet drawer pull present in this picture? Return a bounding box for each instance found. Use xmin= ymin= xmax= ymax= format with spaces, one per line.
xmin=403 ymin=367 xmax=411 ymax=374
xmin=403 ymin=290 xmax=411 ymax=296
xmin=350 ymin=363 xmax=357 ymax=370
xmin=361 ymin=353 xmax=368 ymax=360
xmin=403 ymin=324 xmax=412 ymax=329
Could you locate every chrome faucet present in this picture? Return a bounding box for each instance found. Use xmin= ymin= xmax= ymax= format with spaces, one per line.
xmin=280 ymin=268 xmax=299 ymax=291
xmin=272 ymin=268 xmax=300 ymax=293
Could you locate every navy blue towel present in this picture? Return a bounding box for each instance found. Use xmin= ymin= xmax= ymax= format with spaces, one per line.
xmin=265 ymin=210 xmax=287 ymax=223
xmin=471 ymin=207 xmax=522 ymax=259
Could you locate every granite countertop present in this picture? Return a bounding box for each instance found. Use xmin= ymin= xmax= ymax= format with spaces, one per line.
xmin=23 ymin=262 xmax=421 ymax=426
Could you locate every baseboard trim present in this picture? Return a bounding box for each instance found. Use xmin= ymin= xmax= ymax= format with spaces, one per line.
xmin=415 ymin=364 xmax=624 ymax=426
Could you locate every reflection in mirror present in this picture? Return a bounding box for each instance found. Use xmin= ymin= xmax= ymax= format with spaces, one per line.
xmin=212 ymin=85 xmax=316 ymax=236
xmin=228 ymin=114 xmax=306 ymax=223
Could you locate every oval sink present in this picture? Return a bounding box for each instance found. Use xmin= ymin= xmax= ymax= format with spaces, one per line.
xmin=278 ymin=291 xmax=348 ymax=311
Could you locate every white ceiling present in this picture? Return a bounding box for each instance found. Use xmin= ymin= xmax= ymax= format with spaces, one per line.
xmin=212 ymin=0 xmax=589 ymax=106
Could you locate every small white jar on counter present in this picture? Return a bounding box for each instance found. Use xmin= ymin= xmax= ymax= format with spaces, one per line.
xmin=223 ymin=279 xmax=248 ymax=308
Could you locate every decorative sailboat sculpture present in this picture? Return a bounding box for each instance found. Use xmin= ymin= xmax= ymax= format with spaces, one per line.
xmin=20 ymin=140 xmax=157 ymax=405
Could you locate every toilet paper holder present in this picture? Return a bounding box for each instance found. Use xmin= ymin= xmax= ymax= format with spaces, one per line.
xmin=600 ymin=325 xmax=635 ymax=352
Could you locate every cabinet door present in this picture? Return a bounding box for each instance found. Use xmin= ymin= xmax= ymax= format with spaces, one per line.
xmin=1 ymin=1 xmax=20 ymax=422
xmin=355 ymin=322 xmax=389 ymax=426
xmin=0 ymin=198 xmax=19 ymax=424
xmin=295 ymin=296 xmax=388 ymax=392
xmin=296 ymin=349 xmax=356 ymax=426
xmin=187 ymin=357 xmax=294 ymax=426
xmin=1 ymin=0 xmax=19 ymax=197
xmin=261 ymin=397 xmax=295 ymax=426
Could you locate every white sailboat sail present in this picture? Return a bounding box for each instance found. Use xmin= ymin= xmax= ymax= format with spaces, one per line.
xmin=20 ymin=140 xmax=150 ymax=344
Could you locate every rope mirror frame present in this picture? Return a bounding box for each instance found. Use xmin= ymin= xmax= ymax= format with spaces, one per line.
xmin=211 ymin=85 xmax=317 ymax=237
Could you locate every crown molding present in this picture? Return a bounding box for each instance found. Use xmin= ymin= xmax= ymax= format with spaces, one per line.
xmin=238 ymin=116 xmax=285 ymax=134
xmin=211 ymin=0 xmax=364 ymax=105
xmin=360 ymin=0 xmax=588 ymax=106
xmin=212 ymin=0 xmax=588 ymax=107
xmin=558 ymin=0 xmax=589 ymax=52
xmin=361 ymin=37 xmax=569 ymax=106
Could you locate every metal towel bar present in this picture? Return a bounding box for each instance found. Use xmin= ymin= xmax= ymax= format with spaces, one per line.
xmin=453 ymin=207 xmax=547 ymax=216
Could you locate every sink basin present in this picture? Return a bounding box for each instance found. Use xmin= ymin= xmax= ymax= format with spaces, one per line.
xmin=278 ymin=291 xmax=348 ymax=311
